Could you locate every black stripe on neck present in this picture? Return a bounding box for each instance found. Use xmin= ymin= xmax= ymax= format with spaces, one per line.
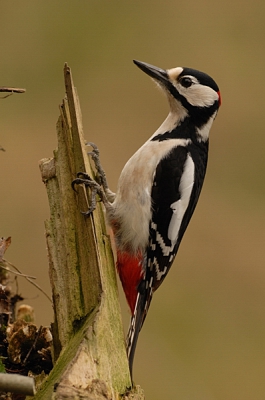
xmin=151 ymin=118 xmax=197 ymax=142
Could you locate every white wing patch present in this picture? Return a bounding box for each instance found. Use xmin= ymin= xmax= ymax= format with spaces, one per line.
xmin=167 ymin=200 xmax=182 ymax=242
xmin=155 ymin=153 xmax=195 ymax=258
xmin=179 ymin=153 xmax=195 ymax=205
xmin=168 ymin=153 xmax=195 ymax=242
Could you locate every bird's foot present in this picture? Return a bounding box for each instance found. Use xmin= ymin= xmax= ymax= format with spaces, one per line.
xmin=86 ymin=142 xmax=107 ymax=186
xmin=86 ymin=142 xmax=116 ymax=202
xmin=72 ymin=172 xmax=105 ymax=216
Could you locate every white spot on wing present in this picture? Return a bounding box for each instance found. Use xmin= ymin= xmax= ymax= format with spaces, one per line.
xmin=154 ymin=257 xmax=168 ymax=280
xmin=151 ymin=222 xmax=157 ymax=230
xmin=156 ymin=231 xmax=174 ymax=256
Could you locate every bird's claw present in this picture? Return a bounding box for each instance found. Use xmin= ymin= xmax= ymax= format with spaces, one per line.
xmin=81 ymin=207 xmax=96 ymax=216
xmin=71 ymin=172 xmax=93 ymax=192
xmin=86 ymin=142 xmax=100 ymax=159
xmin=72 ymin=143 xmax=114 ymax=214
xmin=72 ymin=172 xmax=103 ymax=215
xmin=85 ymin=142 xmax=109 ymax=190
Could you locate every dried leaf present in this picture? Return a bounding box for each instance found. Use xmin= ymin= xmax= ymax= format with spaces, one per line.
xmin=16 ymin=305 xmax=35 ymax=323
xmin=0 ymin=237 xmax=11 ymax=261
xmin=0 ymin=284 xmax=11 ymax=314
xmin=7 ymin=322 xmax=37 ymax=364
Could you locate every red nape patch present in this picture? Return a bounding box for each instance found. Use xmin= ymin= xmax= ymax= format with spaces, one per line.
xmin=218 ymin=91 xmax=222 ymax=106
xmin=116 ymin=251 xmax=144 ymax=314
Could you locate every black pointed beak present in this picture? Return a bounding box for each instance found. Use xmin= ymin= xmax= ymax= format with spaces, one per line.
xmin=133 ymin=60 xmax=168 ymax=85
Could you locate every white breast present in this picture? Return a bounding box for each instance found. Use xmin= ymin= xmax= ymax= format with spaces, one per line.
xmin=110 ymin=138 xmax=191 ymax=254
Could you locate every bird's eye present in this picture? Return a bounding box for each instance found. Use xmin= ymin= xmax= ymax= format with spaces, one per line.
xmin=180 ymin=77 xmax=193 ymax=88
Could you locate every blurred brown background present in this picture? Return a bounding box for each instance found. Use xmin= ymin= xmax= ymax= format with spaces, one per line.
xmin=1 ymin=1 xmax=265 ymax=399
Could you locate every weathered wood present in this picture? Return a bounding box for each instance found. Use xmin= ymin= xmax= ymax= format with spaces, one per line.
xmin=35 ymin=64 xmax=141 ymax=399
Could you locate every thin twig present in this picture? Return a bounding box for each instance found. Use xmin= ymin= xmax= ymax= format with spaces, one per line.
xmin=0 ymin=262 xmax=36 ymax=279
xmin=2 ymin=258 xmax=52 ymax=303
xmin=0 ymin=93 xmax=13 ymax=99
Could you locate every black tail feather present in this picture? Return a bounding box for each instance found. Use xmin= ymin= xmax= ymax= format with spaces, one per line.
xmin=126 ymin=283 xmax=153 ymax=380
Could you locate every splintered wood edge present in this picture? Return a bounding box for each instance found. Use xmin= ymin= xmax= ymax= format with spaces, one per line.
xmin=39 ymin=158 xmax=56 ymax=182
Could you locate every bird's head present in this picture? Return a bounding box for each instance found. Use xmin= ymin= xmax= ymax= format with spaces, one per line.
xmin=133 ymin=60 xmax=221 ymax=131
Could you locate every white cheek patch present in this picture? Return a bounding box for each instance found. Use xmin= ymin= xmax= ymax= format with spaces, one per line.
xmin=176 ymin=83 xmax=219 ymax=108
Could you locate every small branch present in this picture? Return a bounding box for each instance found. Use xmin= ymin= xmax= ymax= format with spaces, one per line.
xmin=1 ymin=259 xmax=52 ymax=303
xmin=0 ymin=373 xmax=36 ymax=396
xmin=0 ymin=87 xmax=26 ymax=93
xmin=0 ymin=87 xmax=26 ymax=99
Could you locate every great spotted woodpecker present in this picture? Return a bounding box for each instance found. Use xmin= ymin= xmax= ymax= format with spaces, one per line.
xmin=72 ymin=60 xmax=221 ymax=379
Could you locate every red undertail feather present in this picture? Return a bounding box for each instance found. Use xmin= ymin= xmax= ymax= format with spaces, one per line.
xmin=116 ymin=250 xmax=144 ymax=314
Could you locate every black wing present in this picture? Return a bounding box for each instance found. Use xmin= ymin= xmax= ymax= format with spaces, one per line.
xmin=127 ymin=142 xmax=208 ymax=378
